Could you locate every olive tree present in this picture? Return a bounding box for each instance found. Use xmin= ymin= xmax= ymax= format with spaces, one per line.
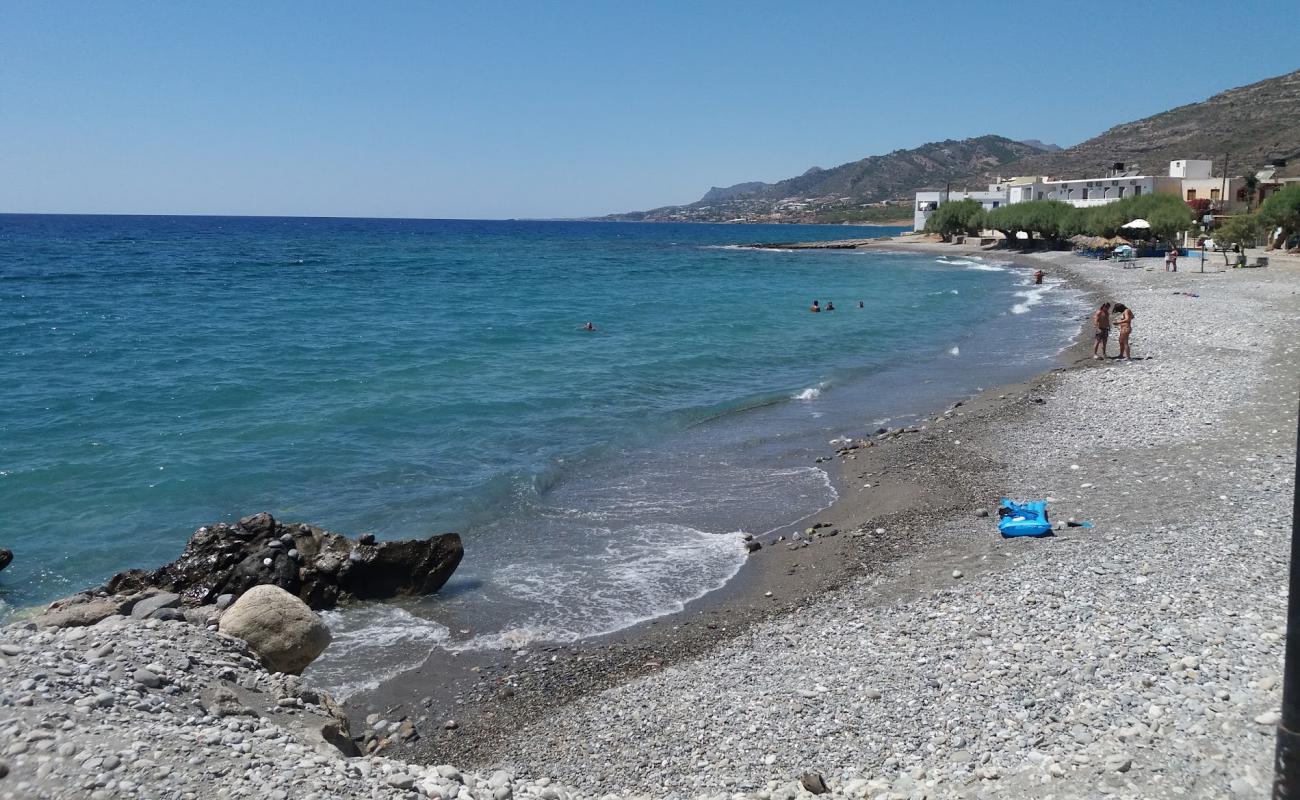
xmin=924 ymin=198 xmax=984 ymax=241
xmin=1212 ymin=215 xmax=1259 ymax=265
xmin=1259 ymin=184 xmax=1300 ymax=251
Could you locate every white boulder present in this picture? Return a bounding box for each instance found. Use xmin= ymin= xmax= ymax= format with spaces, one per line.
xmin=218 ymin=585 xmax=331 ymax=674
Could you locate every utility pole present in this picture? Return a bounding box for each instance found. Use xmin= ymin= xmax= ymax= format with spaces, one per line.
xmin=1273 ymin=406 xmax=1300 ymax=799
xmin=1221 ymin=152 xmax=1230 ymax=212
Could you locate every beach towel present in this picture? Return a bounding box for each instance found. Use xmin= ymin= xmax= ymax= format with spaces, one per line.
xmin=997 ymin=498 xmax=1053 ymax=538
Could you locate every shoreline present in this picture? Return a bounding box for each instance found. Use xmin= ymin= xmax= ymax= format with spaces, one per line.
xmin=356 ymin=241 xmax=1108 ymax=766
xmin=3 ymin=236 xmax=1295 ymax=798
xmin=486 ymin=240 xmax=1297 ymax=796
xmin=449 ymin=238 xmax=1297 ymax=796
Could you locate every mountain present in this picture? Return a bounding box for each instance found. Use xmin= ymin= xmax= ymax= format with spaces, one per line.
xmin=999 ymin=69 xmax=1300 ymax=180
xmin=604 ymin=68 xmax=1300 ymax=224
xmin=1018 ymin=139 xmax=1063 ymax=152
xmin=605 ymin=135 xmax=1046 ymax=224
xmin=699 ymin=182 xmax=771 ymax=203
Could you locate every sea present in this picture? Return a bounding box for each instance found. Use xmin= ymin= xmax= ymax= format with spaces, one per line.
xmin=0 ymin=215 xmax=1086 ymax=697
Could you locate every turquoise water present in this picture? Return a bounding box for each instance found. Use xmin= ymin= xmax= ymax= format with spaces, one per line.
xmin=1 ymin=216 xmax=1082 ymax=691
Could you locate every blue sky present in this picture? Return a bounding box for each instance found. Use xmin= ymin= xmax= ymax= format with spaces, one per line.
xmin=3 ymin=1 xmax=1297 ymax=219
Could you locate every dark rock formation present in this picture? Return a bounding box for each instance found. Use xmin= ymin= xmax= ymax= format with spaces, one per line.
xmin=0 ymin=548 xmax=11 ymax=572
xmin=101 ymin=513 xmax=462 ymax=611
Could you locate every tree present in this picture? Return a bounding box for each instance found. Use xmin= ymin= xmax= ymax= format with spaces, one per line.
xmin=984 ymin=200 xmax=1079 ymax=247
xmin=1186 ymin=198 xmax=1212 ymax=218
xmin=1212 ymin=215 xmax=1259 ymax=265
xmin=982 ymin=204 xmax=1020 ymax=244
xmin=1142 ymin=195 xmax=1195 ymax=248
xmin=1258 ymin=184 xmax=1300 ymax=251
xmin=1243 ymin=174 xmax=1260 ymax=210
xmin=1023 ymin=200 xmax=1073 ymax=243
xmin=924 ymin=198 xmax=983 ymax=241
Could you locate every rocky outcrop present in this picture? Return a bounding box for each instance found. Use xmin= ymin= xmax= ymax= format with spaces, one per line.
xmin=218 ymin=585 xmax=331 ymax=674
xmin=31 ymin=513 xmax=462 ymax=631
xmin=0 ymin=547 xmax=11 ymax=572
xmin=101 ymin=512 xmax=463 ymax=610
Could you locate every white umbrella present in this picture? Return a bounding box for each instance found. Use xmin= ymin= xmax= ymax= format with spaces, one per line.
xmin=1121 ymin=218 xmax=1151 ymax=229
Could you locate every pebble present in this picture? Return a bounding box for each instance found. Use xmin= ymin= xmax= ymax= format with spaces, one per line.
xmin=0 ymin=252 xmax=1294 ymax=800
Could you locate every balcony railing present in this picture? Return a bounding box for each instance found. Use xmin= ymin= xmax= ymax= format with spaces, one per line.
xmin=1065 ymin=197 xmax=1124 ymax=207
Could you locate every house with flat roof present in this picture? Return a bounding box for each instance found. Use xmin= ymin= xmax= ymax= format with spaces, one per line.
xmin=913 ymin=189 xmax=1008 ymax=230
xmin=913 ymin=160 xmax=1247 ymax=230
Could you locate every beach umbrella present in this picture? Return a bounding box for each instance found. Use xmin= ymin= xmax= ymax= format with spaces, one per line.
xmin=1121 ymin=219 xmax=1151 ymax=229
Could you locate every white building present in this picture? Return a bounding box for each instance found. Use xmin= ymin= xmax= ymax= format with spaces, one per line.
xmin=913 ymin=189 xmax=1008 ymax=230
xmin=1169 ymin=159 xmax=1213 ymax=179
xmin=914 ymin=160 xmax=1234 ymax=230
xmin=1002 ymin=173 xmax=1180 ymax=206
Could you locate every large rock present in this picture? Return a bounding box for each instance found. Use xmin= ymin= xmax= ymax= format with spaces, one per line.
xmin=33 ymin=595 xmax=129 ymax=628
xmin=0 ymin=548 xmax=11 ymax=572
xmin=129 ymin=592 xmax=181 ymax=619
xmin=218 ymin=585 xmax=331 ymax=674
xmin=102 ymin=513 xmax=463 ymax=611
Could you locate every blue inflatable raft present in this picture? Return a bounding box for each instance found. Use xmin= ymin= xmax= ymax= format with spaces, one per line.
xmin=997 ymin=498 xmax=1053 ymax=538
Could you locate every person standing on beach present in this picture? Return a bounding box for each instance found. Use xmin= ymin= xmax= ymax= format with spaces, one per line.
xmin=810 ymin=300 xmax=821 ymax=313
xmin=1092 ymin=302 xmax=1111 ymax=359
xmin=1112 ymin=303 xmax=1134 ymax=359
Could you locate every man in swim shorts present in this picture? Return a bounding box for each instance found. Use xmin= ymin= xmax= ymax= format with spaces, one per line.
xmin=1092 ymin=302 xmax=1111 ymax=359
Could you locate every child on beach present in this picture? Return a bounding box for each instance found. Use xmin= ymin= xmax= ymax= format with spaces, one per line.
xmin=1092 ymin=302 xmax=1111 ymax=359
xmin=1112 ymin=303 xmax=1134 ymax=359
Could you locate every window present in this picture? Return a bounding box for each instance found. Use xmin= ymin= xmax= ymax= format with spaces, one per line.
xmin=1237 ymin=188 xmax=1248 ymax=201
xmin=1186 ymin=189 xmax=1197 ymax=200
xmin=1081 ymin=188 xmax=1090 ymax=200
xmin=1037 ymin=191 xmax=1044 ymax=200
xmin=1210 ymin=189 xmax=1220 ymax=201
xmin=1134 ymin=186 xmax=1142 ymax=196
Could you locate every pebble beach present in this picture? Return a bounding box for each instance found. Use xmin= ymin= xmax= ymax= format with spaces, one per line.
xmin=2 ymin=242 xmax=1297 ymax=800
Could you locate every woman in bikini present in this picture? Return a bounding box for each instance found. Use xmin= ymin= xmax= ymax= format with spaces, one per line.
xmin=1112 ymin=303 xmax=1134 ymax=359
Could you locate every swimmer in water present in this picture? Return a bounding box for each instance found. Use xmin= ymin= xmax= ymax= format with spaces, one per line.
xmin=826 ymin=301 xmax=835 ymax=311
xmin=583 ymin=322 xmax=596 ymax=331
xmin=810 ymin=300 xmax=821 ymax=313
xmin=857 ymin=300 xmax=864 ymax=308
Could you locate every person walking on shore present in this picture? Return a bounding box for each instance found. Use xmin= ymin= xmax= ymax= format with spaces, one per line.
xmin=1092 ymin=302 xmax=1111 ymax=359
xmin=1112 ymin=303 xmax=1134 ymax=359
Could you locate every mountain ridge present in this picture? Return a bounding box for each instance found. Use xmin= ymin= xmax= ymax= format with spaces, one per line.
xmin=604 ymin=68 xmax=1300 ymax=224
